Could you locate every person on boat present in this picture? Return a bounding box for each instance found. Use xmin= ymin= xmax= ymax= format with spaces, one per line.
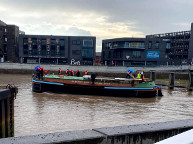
xmin=70 ymin=70 xmax=74 ymax=76
xmin=126 ymin=72 xmax=130 ymax=79
xmin=44 ymin=70 xmax=50 ymax=75
xmin=141 ymin=71 xmax=144 ymax=81
xmin=84 ymin=71 xmax=88 ymax=75
xmin=126 ymin=70 xmax=134 ymax=79
xmin=136 ymin=72 xmax=141 ymax=79
xmin=58 ymin=68 xmax=62 ymax=75
xmin=36 ymin=67 xmax=41 ymax=80
xmin=76 ymin=70 xmax=80 ymax=77
xmin=91 ymin=73 xmax=96 ymax=84
xmin=40 ymin=67 xmax=44 ymax=80
xmin=65 ymin=69 xmax=70 ymax=76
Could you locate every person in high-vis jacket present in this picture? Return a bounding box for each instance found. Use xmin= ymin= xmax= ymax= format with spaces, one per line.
xmin=136 ymin=72 xmax=141 ymax=79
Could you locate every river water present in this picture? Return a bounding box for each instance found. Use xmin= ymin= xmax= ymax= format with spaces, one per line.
xmin=0 ymin=74 xmax=193 ymax=137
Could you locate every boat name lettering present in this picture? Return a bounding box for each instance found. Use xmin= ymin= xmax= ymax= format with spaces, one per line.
xmin=72 ymin=80 xmax=89 ymax=84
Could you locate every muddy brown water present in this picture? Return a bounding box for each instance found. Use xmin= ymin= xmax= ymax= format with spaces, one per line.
xmin=0 ymin=74 xmax=193 ymax=137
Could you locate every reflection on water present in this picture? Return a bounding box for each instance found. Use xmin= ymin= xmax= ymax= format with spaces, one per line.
xmin=0 ymin=74 xmax=193 ymax=137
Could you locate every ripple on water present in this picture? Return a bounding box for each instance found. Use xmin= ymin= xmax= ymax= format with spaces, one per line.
xmin=1 ymin=74 xmax=193 ymax=136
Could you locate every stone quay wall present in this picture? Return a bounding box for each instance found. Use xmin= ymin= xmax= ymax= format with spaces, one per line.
xmin=0 ymin=119 xmax=192 ymax=144
xmin=0 ymin=63 xmax=191 ymax=79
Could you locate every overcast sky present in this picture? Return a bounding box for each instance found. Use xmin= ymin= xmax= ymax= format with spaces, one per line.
xmin=1 ymin=0 xmax=193 ymax=51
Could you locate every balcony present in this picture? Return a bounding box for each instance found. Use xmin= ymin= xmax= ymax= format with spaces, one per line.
xmin=110 ymin=44 xmax=145 ymax=50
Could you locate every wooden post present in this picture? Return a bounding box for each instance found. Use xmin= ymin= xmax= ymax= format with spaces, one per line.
xmin=0 ymin=86 xmax=17 ymax=138
xmin=188 ymin=70 xmax=193 ymax=91
xmin=0 ymin=100 xmax=5 ymax=138
xmin=150 ymin=71 xmax=156 ymax=81
xmin=169 ymin=72 xmax=175 ymax=89
xmin=4 ymin=99 xmax=11 ymax=137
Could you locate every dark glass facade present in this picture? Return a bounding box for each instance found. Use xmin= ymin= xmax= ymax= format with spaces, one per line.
xmin=19 ymin=35 xmax=96 ymax=65
xmin=0 ymin=20 xmax=19 ymax=62
xmin=102 ymin=25 xmax=193 ymax=66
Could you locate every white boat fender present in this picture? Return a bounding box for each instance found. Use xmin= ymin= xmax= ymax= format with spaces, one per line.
xmin=83 ymin=75 xmax=91 ymax=79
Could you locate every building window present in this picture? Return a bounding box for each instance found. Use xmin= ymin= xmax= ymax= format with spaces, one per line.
xmin=50 ymin=39 xmax=56 ymax=56
xmin=32 ymin=38 xmax=37 ymax=45
xmin=72 ymin=41 xmax=76 ymax=45
xmin=108 ymin=42 xmax=112 ymax=48
xmin=155 ymin=42 xmax=159 ymax=49
xmin=60 ymin=39 xmax=65 ymax=56
xmin=83 ymin=40 xmax=93 ymax=47
xmin=124 ymin=42 xmax=130 ymax=48
xmin=166 ymin=42 xmax=171 ymax=49
xmin=130 ymin=42 xmax=145 ymax=48
xmin=41 ymin=39 xmax=46 ymax=56
xmin=148 ymin=41 xmax=152 ymax=49
xmin=23 ymin=38 xmax=28 ymax=45
xmin=72 ymin=40 xmax=81 ymax=45
xmin=51 ymin=39 xmax=56 ymax=45
xmin=31 ymin=38 xmax=38 ymax=55
xmin=82 ymin=48 xmax=93 ymax=58
xmin=113 ymin=42 xmax=118 ymax=48
xmin=32 ymin=45 xmax=38 ymax=55
xmin=60 ymin=39 xmax=65 ymax=46
xmin=132 ymin=51 xmax=141 ymax=58
xmin=42 ymin=39 xmax=46 ymax=45
xmin=46 ymin=38 xmax=50 ymax=45
xmin=72 ymin=50 xmax=81 ymax=55
xmin=111 ymin=41 xmax=145 ymax=49
xmin=23 ymin=38 xmax=28 ymax=55
xmin=82 ymin=39 xmax=93 ymax=58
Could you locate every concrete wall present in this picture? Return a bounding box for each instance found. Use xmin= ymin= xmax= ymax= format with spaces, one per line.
xmin=0 ymin=63 xmax=192 ymax=80
xmin=0 ymin=62 xmax=185 ymax=73
xmin=0 ymin=119 xmax=192 ymax=144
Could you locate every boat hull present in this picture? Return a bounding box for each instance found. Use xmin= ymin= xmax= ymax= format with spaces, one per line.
xmin=32 ymin=79 xmax=160 ymax=98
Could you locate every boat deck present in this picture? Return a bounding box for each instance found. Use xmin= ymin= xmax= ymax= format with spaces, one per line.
xmin=34 ymin=75 xmax=154 ymax=88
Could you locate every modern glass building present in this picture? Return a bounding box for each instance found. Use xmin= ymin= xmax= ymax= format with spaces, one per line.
xmin=19 ymin=35 xmax=96 ymax=65
xmin=101 ymin=23 xmax=193 ymax=66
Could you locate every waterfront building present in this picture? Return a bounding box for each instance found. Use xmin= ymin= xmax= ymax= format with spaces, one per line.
xmin=0 ymin=20 xmax=6 ymax=62
xmin=0 ymin=20 xmax=19 ymax=62
xmin=19 ymin=35 xmax=96 ymax=65
xmin=102 ymin=23 xmax=193 ymax=66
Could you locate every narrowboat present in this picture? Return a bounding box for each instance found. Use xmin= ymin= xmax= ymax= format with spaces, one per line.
xmin=32 ymin=75 xmax=163 ymax=98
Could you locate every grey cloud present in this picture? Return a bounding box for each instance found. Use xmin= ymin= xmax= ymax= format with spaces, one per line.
xmin=65 ymin=27 xmax=91 ymax=36
xmin=22 ymin=25 xmax=91 ymax=36
xmin=1 ymin=0 xmax=193 ymax=51
xmin=2 ymin=0 xmax=192 ymax=34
